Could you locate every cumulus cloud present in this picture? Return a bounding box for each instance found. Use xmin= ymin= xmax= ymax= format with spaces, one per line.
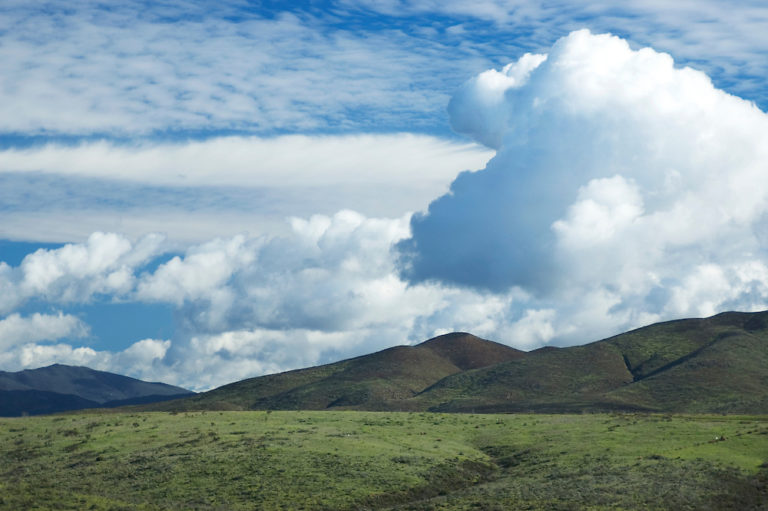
xmin=0 ymin=232 xmax=165 ymax=314
xmin=0 ymin=312 xmax=89 ymax=351
xmin=138 ymin=211 xmax=439 ymax=337
xmin=399 ymin=29 xmax=768 ymax=328
xmin=0 ymin=211 xmax=529 ymax=389
xmin=448 ymin=53 xmax=547 ymax=150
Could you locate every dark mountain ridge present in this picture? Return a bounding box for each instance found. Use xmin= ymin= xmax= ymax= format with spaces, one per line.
xmin=0 ymin=364 xmax=194 ymax=416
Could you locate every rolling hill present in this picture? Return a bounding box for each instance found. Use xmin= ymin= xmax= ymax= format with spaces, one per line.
xmin=143 ymin=311 xmax=768 ymax=414
xmin=0 ymin=364 xmax=194 ymax=416
xmin=145 ymin=332 xmax=523 ymax=412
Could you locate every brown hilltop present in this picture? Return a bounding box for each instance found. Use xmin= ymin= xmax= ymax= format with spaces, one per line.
xmin=417 ymin=332 xmax=524 ymax=370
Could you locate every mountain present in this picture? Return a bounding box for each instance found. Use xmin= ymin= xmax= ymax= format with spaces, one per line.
xmin=0 ymin=364 xmax=194 ymax=416
xmin=144 ymin=332 xmax=523 ymax=412
xmin=143 ymin=311 xmax=768 ymax=414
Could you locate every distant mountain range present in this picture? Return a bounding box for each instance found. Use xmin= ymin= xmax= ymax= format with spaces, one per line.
xmin=0 ymin=364 xmax=194 ymax=416
xmin=142 ymin=310 xmax=768 ymax=414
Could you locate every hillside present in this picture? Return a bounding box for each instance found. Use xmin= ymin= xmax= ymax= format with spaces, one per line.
xmin=146 ymin=332 xmax=523 ymax=412
xmin=0 ymin=364 xmax=194 ymax=416
xmin=143 ymin=311 xmax=768 ymax=414
xmin=416 ymin=311 xmax=768 ymax=413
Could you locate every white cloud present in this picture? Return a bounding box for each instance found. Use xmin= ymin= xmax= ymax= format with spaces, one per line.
xmin=666 ymin=262 xmax=768 ymax=318
xmin=111 ymin=338 xmax=172 ymax=381
xmin=180 ymin=329 xmax=355 ymax=390
xmin=0 ymin=134 xmax=491 ymax=189
xmin=0 ymin=312 xmax=89 ymax=351
xmin=21 ymin=232 xmax=134 ymax=296
xmin=0 ymin=135 xmax=493 ymax=243
xmin=0 ymin=337 xmax=173 ymax=385
xmin=137 ymin=235 xmax=255 ymax=305
xmin=3 ymin=1 xmax=767 ymax=137
xmin=448 ymin=53 xmax=547 ymax=150
xmin=0 ymin=210 xmax=546 ymax=389
xmin=0 ymin=2 xmax=493 ymax=134
xmin=552 ymin=175 xmax=644 ymax=250
xmin=138 ymin=211 xmax=434 ymax=335
xmin=0 ymin=232 xmax=166 ymax=314
xmin=398 ymin=29 xmax=768 ymax=338
xmin=500 ymin=309 xmax=557 ymax=350
xmin=12 ymin=344 xmax=104 ymax=370
xmin=346 ymin=0 xmax=768 ymax=108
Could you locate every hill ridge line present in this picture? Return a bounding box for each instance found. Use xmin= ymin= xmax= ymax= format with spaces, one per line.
xmin=132 ymin=309 xmax=768 ymax=415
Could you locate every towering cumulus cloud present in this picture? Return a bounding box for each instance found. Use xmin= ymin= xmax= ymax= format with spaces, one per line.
xmin=398 ymin=29 xmax=768 ymax=320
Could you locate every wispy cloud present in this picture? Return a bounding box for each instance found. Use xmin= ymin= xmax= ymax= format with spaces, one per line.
xmin=0 ymin=134 xmax=491 ymax=242
xmin=4 ymin=1 xmax=765 ymax=139
xmin=0 ymin=1 xmax=494 ymax=136
xmin=344 ymin=0 xmax=768 ymax=108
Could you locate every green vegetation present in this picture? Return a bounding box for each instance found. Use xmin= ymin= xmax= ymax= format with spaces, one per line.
xmin=143 ymin=311 xmax=768 ymax=415
xmin=1 ymin=411 xmax=767 ymax=509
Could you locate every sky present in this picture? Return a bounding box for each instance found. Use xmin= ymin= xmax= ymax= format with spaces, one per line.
xmin=2 ymin=1 xmax=768 ymax=391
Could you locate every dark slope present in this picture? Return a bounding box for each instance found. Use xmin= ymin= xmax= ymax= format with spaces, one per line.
xmin=145 ymin=333 xmax=523 ymax=412
xmin=0 ymin=364 xmax=194 ymax=416
xmin=414 ymin=311 xmax=768 ymax=413
xmin=412 ymin=341 xmax=635 ymax=413
xmin=0 ymin=390 xmax=100 ymax=416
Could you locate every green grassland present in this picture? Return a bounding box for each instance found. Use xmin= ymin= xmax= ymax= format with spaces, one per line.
xmin=1 ymin=411 xmax=767 ymax=510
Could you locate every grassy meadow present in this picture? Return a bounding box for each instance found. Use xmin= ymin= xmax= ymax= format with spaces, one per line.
xmin=1 ymin=411 xmax=767 ymax=510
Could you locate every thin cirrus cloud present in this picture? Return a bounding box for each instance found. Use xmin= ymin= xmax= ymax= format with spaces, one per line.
xmin=0 ymin=0 xmax=492 ymax=136
xmin=2 ymin=1 xmax=768 ymax=139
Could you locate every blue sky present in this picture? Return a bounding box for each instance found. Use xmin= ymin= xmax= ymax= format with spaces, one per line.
xmin=2 ymin=0 xmax=768 ymax=390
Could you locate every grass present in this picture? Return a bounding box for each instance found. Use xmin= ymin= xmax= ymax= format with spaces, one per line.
xmin=1 ymin=411 xmax=767 ymax=510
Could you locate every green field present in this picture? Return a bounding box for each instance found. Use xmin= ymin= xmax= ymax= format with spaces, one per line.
xmin=1 ymin=411 xmax=767 ymax=510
